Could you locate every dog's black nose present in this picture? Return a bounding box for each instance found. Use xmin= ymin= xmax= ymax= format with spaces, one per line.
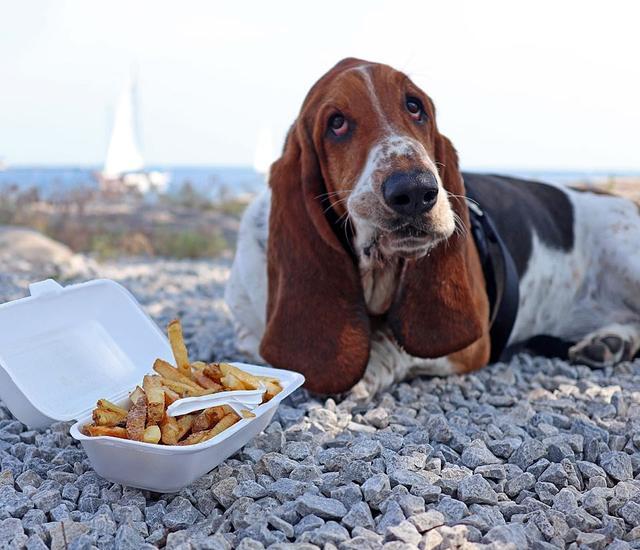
xmin=382 ymin=170 xmax=439 ymax=217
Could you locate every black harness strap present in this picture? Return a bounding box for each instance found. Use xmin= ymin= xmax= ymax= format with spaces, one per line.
xmin=467 ymin=199 xmax=520 ymax=362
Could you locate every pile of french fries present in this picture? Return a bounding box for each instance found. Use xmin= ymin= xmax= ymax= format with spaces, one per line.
xmin=83 ymin=319 xmax=282 ymax=446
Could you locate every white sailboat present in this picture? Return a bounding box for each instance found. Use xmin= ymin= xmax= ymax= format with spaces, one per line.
xmin=253 ymin=127 xmax=277 ymax=177
xmin=98 ymin=76 xmax=169 ymax=194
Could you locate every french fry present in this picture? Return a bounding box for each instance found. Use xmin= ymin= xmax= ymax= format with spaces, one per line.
xmin=159 ymin=413 xmax=194 ymax=444
xmin=198 ymin=412 xmax=240 ymax=443
xmin=220 ymin=363 xmax=260 ymax=390
xmin=220 ymin=372 xmax=247 ymax=391
xmin=96 ymin=399 xmax=129 ymax=417
xmin=176 ymin=430 xmax=208 ymax=446
xmin=130 ymin=385 xmax=145 ymax=404
xmin=159 ymin=415 xmax=180 ymax=445
xmin=203 ymin=363 xmax=222 ymax=383
xmin=191 ymin=361 xmax=207 ymax=371
xmin=160 ymin=377 xmax=218 ymax=397
xmin=126 ymin=396 xmax=147 ymax=441
xmin=85 ymin=425 xmax=129 ymax=439
xmin=257 ymin=376 xmax=283 ymax=401
xmin=143 ymin=375 xmax=165 ymax=424
xmin=142 ymin=425 xmax=161 ymax=444
xmin=153 ymin=359 xmax=201 ymax=390
xmin=192 ymin=406 xmax=226 ymax=432
xmin=163 ymin=387 xmax=180 ymax=406
xmin=178 ymin=412 xmax=241 ymax=446
xmin=177 ymin=410 xmax=239 ymax=446
xmin=194 ymin=372 xmax=223 ymax=391
xmin=93 ymin=408 xmax=126 ymax=427
xmin=176 ymin=414 xmax=195 ymax=439
xmin=262 ymin=380 xmax=283 ymax=401
xmin=258 ymin=375 xmax=281 ymax=385
xmin=241 ymin=409 xmax=256 ymax=419
xmin=167 ymin=320 xmax=191 ymax=378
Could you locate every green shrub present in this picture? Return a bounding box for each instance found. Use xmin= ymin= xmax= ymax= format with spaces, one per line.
xmin=151 ymin=229 xmax=228 ymax=259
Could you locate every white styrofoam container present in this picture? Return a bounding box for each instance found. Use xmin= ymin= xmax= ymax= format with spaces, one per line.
xmin=0 ymin=279 xmax=304 ymax=493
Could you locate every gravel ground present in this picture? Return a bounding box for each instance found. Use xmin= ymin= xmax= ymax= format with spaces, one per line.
xmin=1 ymin=256 xmax=640 ymax=549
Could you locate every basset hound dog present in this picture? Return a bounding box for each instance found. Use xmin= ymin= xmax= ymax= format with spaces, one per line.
xmin=226 ymin=58 xmax=640 ymax=398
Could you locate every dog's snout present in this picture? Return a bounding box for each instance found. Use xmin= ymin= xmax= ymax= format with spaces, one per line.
xmin=382 ymin=170 xmax=439 ymax=217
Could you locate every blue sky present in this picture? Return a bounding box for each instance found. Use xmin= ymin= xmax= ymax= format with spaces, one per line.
xmin=1 ymin=0 xmax=639 ymax=170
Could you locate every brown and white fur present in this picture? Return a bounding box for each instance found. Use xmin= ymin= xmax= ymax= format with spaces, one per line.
xmin=225 ymin=58 xmax=640 ymax=399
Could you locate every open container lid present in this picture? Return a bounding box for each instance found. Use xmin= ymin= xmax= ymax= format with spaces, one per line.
xmin=0 ymin=279 xmax=174 ymax=424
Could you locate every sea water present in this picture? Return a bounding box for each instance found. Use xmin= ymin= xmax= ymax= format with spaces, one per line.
xmin=0 ymin=166 xmax=637 ymax=202
xmin=0 ymin=166 xmax=266 ymax=201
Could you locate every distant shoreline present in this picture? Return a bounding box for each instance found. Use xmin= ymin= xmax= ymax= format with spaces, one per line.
xmin=0 ymin=165 xmax=638 ymax=202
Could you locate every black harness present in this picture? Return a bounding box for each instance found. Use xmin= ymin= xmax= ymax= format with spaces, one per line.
xmin=467 ymin=198 xmax=520 ymax=362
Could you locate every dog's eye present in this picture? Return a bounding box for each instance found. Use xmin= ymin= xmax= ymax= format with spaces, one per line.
xmin=328 ymin=114 xmax=349 ymax=137
xmin=406 ymin=97 xmax=424 ymax=121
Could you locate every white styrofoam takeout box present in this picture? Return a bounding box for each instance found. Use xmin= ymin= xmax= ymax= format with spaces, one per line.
xmin=0 ymin=278 xmax=304 ymax=492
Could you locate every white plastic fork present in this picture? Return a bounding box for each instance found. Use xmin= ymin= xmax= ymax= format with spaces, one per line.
xmin=166 ymin=383 xmax=267 ymax=417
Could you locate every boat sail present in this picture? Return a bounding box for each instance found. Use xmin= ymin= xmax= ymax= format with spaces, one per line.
xmin=99 ymin=75 xmax=169 ymax=194
xmin=253 ymin=127 xmax=277 ymax=177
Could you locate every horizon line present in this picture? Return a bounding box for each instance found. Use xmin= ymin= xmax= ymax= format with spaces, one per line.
xmin=2 ymin=163 xmax=640 ymax=175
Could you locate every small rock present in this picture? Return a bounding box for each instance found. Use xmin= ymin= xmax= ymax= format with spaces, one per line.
xmin=620 ymin=501 xmax=640 ymax=526
xmin=385 ymin=519 xmax=421 ymax=545
xmin=114 ymin=523 xmax=146 ymax=550
xmin=25 ymin=534 xmax=48 ymax=550
xmin=484 ymin=523 xmax=528 ymax=547
xmin=600 ymin=451 xmax=633 ymax=482
xmin=410 ymin=483 xmax=441 ymax=503
xmin=527 ymin=458 xmax=551 ymax=478
xmin=233 ymin=480 xmax=268 ymax=499
xmin=510 ymin=439 xmax=547 ymax=471
xmin=162 ymin=497 xmax=200 ymax=531
xmin=534 ymin=481 xmax=558 ymax=504
xmin=475 ymin=464 xmax=506 ymax=480
xmin=349 ymin=439 xmax=383 ymax=461
xmin=410 ymin=509 xmax=445 ymax=533
xmin=212 ymin=478 xmax=238 ymax=508
xmin=397 ymin=493 xmax=424 ymax=517
xmin=267 ymin=514 xmax=294 ymax=538
xmin=32 ymin=489 xmax=61 ymax=513
xmin=48 ymin=503 xmax=71 ymax=522
xmin=505 ymin=472 xmax=536 ymax=498
xmin=461 ymin=440 xmax=501 ymax=469
xmin=426 ymin=415 xmax=452 ymax=443
xmin=330 ymin=483 xmax=362 ymax=508
xmin=577 ymin=460 xmax=607 ymax=480
xmin=296 ymin=494 xmax=346 ymax=519
xmin=294 ymin=514 xmax=324 ymax=537
xmin=436 ymin=496 xmax=469 ymax=522
xmin=457 ymin=474 xmax=498 ymax=505
xmin=342 ymin=501 xmax=375 ymax=530
xmin=15 ymin=471 xmax=43 ymax=491
xmin=260 ymin=453 xmax=298 ymax=479
xmin=0 ymin=470 xmax=14 ymax=487
xmin=488 ymin=438 xmax=521 ymax=459
xmin=283 ymin=441 xmax=311 ymax=461
xmin=375 ymin=500 xmax=405 ymax=534
xmin=362 ymin=473 xmax=391 ymax=508
xmin=0 ymin=517 xmax=24 ymax=546
xmin=309 ymin=520 xmax=350 ymax=545
xmin=538 ymin=463 xmax=568 ymax=487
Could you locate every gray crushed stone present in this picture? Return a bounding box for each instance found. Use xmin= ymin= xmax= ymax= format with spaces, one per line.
xmin=0 ymin=257 xmax=639 ymax=549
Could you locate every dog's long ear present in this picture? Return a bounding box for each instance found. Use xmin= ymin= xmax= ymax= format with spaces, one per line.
xmin=259 ymin=122 xmax=371 ymax=393
xmin=388 ymin=134 xmax=484 ymax=358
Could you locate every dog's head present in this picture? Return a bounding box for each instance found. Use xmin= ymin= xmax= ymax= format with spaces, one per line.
xmin=261 ymin=58 xmax=484 ymax=393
